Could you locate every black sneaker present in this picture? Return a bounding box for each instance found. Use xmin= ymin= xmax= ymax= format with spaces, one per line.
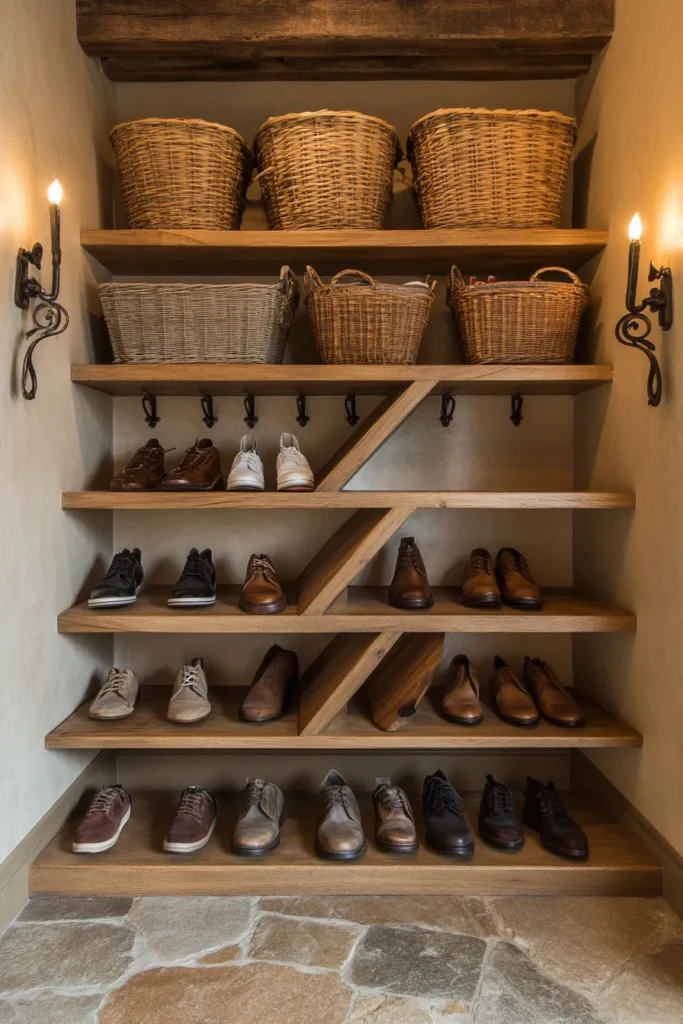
xmin=478 ymin=775 xmax=524 ymax=851
xmin=168 ymin=548 xmax=216 ymax=607
xmin=422 ymin=770 xmax=474 ymax=856
xmin=88 ymin=549 xmax=144 ymax=608
xmin=523 ymin=778 xmax=589 ymax=861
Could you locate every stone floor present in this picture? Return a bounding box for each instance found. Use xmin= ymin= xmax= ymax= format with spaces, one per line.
xmin=1 ymin=895 xmax=682 ymax=1023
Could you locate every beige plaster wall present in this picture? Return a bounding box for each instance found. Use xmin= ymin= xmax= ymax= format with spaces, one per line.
xmin=573 ymin=0 xmax=683 ymax=854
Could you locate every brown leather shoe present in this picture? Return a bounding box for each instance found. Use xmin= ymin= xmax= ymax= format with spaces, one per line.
xmin=110 ymin=439 xmax=165 ymax=491
xmin=491 ymin=656 xmax=540 ymax=728
xmin=232 ymin=779 xmax=284 ymax=855
xmin=239 ymin=645 xmax=299 ymax=722
xmin=164 ymin=787 xmax=217 ymax=853
xmin=388 ymin=537 xmax=434 ymax=610
xmin=239 ymin=554 xmax=287 ymax=614
xmin=462 ymin=549 xmax=501 ymax=608
xmin=160 ymin=438 xmax=225 ymax=491
xmin=373 ymin=778 xmax=418 ymax=853
xmin=72 ymin=786 xmax=131 ymax=854
xmin=442 ymin=654 xmax=483 ymax=725
xmin=523 ymin=657 xmax=584 ymax=728
xmin=316 ymin=770 xmax=365 ymax=860
xmin=496 ymin=548 xmax=543 ymax=609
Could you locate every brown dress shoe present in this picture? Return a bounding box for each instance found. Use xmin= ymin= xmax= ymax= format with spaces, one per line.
xmin=164 ymin=787 xmax=217 ymax=853
xmin=462 ymin=549 xmax=501 ymax=608
xmin=388 ymin=537 xmax=434 ymax=610
xmin=72 ymin=786 xmax=131 ymax=854
xmin=496 ymin=548 xmax=543 ymax=609
xmin=491 ymin=656 xmax=540 ymax=728
xmin=316 ymin=770 xmax=365 ymax=860
xmin=239 ymin=554 xmax=287 ymax=614
xmin=160 ymin=438 xmax=225 ymax=491
xmin=442 ymin=654 xmax=483 ymax=725
xmin=110 ymin=439 xmax=165 ymax=491
xmin=523 ymin=657 xmax=584 ymax=728
xmin=373 ymin=778 xmax=418 ymax=853
xmin=232 ymin=779 xmax=284 ymax=855
xmin=239 ymin=645 xmax=299 ymax=722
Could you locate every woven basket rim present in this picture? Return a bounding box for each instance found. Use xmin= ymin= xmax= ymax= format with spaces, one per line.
xmin=110 ymin=117 xmax=249 ymax=148
xmin=408 ymin=107 xmax=576 ymax=136
xmin=255 ymin=109 xmax=399 ymax=140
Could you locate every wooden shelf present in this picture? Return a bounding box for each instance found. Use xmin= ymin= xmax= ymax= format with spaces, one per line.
xmin=31 ymin=790 xmax=659 ymax=898
xmin=57 ymin=586 xmax=636 ymax=635
xmin=71 ymin=364 xmax=614 ymax=398
xmin=81 ymin=228 xmax=608 ymax=275
xmin=45 ymin=688 xmax=642 ymax=751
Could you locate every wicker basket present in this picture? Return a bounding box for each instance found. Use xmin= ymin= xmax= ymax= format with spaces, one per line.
xmin=110 ymin=118 xmax=253 ymax=229
xmin=254 ymin=111 xmax=402 ymax=230
xmin=305 ymin=267 xmax=435 ymax=364
xmin=407 ymin=108 xmax=577 ymax=229
xmin=99 ymin=268 xmax=299 ymax=364
xmin=447 ymin=266 xmax=589 ymax=364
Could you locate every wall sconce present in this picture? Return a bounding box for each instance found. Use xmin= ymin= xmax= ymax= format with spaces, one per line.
xmin=14 ymin=180 xmax=69 ymax=400
xmin=615 ymin=213 xmax=673 ymax=407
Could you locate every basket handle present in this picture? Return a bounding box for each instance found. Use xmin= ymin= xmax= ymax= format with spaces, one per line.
xmin=304 ymin=265 xmax=325 ymax=293
xmin=448 ymin=266 xmax=467 ymax=292
xmin=328 ymin=269 xmax=378 ymax=289
xmin=253 ymin=166 xmax=274 ymax=184
xmin=279 ymin=265 xmax=298 ymax=295
xmin=530 ymin=266 xmax=582 ymax=286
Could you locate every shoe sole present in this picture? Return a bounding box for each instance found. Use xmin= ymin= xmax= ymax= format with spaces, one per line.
xmin=164 ymin=820 xmax=216 ymax=853
xmin=231 ymin=834 xmax=282 ymax=856
xmin=315 ymin=839 xmax=366 ymax=861
xmin=479 ymin=829 xmax=525 ymax=852
xmin=426 ymin=840 xmax=475 ymax=857
xmin=88 ymin=583 xmax=144 ymax=608
xmin=502 ymin=598 xmax=544 ymax=611
xmin=375 ymin=837 xmax=419 ymax=855
xmin=159 ymin=477 xmax=226 ymax=491
xmin=88 ymin=708 xmax=136 ymax=721
xmin=461 ymin=596 xmax=502 ymax=609
xmin=227 ymin=484 xmax=265 ymax=492
xmin=167 ymin=709 xmax=212 ymax=725
xmin=540 ymin=713 xmax=585 ymax=729
xmin=388 ymin=597 xmax=435 ymax=610
xmin=442 ymin=713 xmax=484 ymax=726
xmin=239 ymin=598 xmax=288 ymax=615
xmin=277 ymin=474 xmax=315 ymax=491
xmin=167 ymin=596 xmax=217 ymax=607
xmin=72 ymin=807 xmax=131 ymax=854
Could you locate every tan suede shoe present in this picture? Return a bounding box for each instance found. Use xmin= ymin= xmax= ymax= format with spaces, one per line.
xmin=373 ymin=779 xmax=418 ymax=853
xmin=232 ymin=779 xmax=284 ymax=855
xmin=491 ymin=656 xmax=540 ymax=728
xmin=89 ymin=668 xmax=139 ymax=720
xmin=316 ymin=770 xmax=365 ymax=860
xmin=462 ymin=549 xmax=501 ymax=608
xmin=442 ymin=655 xmax=483 ymax=725
xmin=167 ymin=658 xmax=211 ymax=724
xmin=496 ymin=548 xmax=543 ymax=610
xmin=239 ymin=645 xmax=299 ymax=722
xmin=523 ymin=657 xmax=584 ymax=728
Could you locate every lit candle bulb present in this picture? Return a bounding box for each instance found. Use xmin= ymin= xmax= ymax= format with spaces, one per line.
xmin=627 ymin=213 xmax=642 ymax=311
xmin=47 ymin=179 xmax=63 ymax=265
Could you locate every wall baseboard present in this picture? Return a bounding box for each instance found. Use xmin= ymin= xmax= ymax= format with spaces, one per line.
xmin=0 ymin=752 xmax=116 ymax=935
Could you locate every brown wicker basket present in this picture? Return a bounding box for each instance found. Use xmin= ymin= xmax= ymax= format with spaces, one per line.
xmin=254 ymin=111 xmax=402 ymax=230
xmin=305 ymin=267 xmax=436 ymax=364
xmin=110 ymin=118 xmax=253 ymax=230
xmin=99 ymin=268 xmax=299 ymax=364
xmin=407 ymin=108 xmax=577 ymax=229
xmin=447 ymin=266 xmax=589 ymax=364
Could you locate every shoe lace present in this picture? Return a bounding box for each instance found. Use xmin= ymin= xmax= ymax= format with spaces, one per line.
xmin=380 ymin=787 xmax=410 ymax=815
xmin=99 ymin=671 xmax=133 ymax=704
xmin=102 ymin=552 xmax=136 ymax=584
xmin=178 ymin=664 xmax=203 ymax=693
xmin=425 ymin=779 xmax=462 ymax=816
xmin=176 ymin=442 xmax=211 ymax=471
xmin=180 ymin=552 xmax=212 ymax=587
xmin=466 ymin=552 xmax=494 ymax=578
xmin=398 ymin=544 xmax=425 ymax=575
xmin=178 ymin=788 xmax=207 ymax=824
xmin=124 ymin=446 xmax=167 ymax=473
xmin=505 ymin=550 xmax=533 ymax=582
xmin=491 ymin=785 xmax=515 ymax=815
xmin=233 ymin=450 xmax=260 ymax=471
xmin=247 ymin=554 xmax=277 ymax=584
xmin=87 ymin=788 xmax=119 ymax=815
xmin=539 ymin=786 xmax=572 ymax=823
xmin=279 ymin=445 xmax=306 ymax=468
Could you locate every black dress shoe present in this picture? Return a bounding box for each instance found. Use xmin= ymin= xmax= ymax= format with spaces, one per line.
xmin=168 ymin=548 xmax=216 ymax=607
xmin=423 ymin=770 xmax=474 ymax=856
xmin=523 ymin=778 xmax=589 ymax=861
xmin=478 ymin=775 xmax=524 ymax=852
xmin=88 ymin=549 xmax=144 ymax=608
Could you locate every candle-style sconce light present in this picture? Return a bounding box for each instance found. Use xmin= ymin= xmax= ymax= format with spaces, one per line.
xmin=14 ymin=180 xmax=69 ymax=400
xmin=615 ymin=213 xmax=673 ymax=407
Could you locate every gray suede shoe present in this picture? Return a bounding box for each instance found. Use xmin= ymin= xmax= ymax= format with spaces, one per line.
xmin=167 ymin=659 xmax=211 ymax=724
xmin=88 ymin=668 xmax=139 ymax=720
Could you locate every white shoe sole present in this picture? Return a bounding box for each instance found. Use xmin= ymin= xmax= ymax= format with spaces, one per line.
xmin=227 ymin=470 xmax=265 ymax=491
xmin=72 ymin=806 xmax=131 ymax=854
xmin=88 ymin=583 xmax=144 ymax=608
xmin=167 ymin=595 xmax=216 ymax=607
xmin=164 ymin=819 xmax=216 ymax=853
xmin=277 ymin=472 xmax=315 ymax=491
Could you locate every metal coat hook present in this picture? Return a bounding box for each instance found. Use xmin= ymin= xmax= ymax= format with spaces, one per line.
xmin=141 ymin=391 xmax=160 ymax=428
xmin=243 ymin=392 xmax=258 ymax=429
xmin=510 ymin=393 xmax=524 ymax=427
xmin=345 ymin=392 xmax=360 ymax=426
xmin=296 ymin=393 xmax=310 ymax=427
xmin=200 ymin=393 xmax=218 ymax=429
xmin=439 ymin=391 xmax=455 ymax=428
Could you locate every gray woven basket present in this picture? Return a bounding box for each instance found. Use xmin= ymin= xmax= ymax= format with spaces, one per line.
xmin=99 ymin=268 xmax=299 ymax=364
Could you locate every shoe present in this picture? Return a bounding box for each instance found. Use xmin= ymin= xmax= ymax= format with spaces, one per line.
xmin=227 ymin=435 xmax=265 ymax=492
xmin=239 ymin=645 xmax=299 ymax=723
xmin=232 ymin=779 xmax=284 ymax=855
xmin=423 ymin=770 xmax=474 ymax=856
xmin=523 ymin=657 xmax=584 ymax=728
xmin=373 ymin=778 xmax=418 ymax=854
xmin=88 ymin=668 xmax=139 ymax=720
xmin=276 ymin=433 xmax=314 ymax=492
xmin=164 ymin=787 xmax=217 ymax=853
xmin=88 ymin=549 xmax=144 ymax=608
xmin=462 ymin=548 xmax=501 ymax=608
xmin=316 ymin=770 xmax=365 ymax=861
xmin=388 ymin=537 xmax=434 ymax=610
xmin=496 ymin=547 xmax=543 ymax=609
xmin=72 ymin=786 xmax=131 ymax=854
xmin=167 ymin=658 xmax=211 ymax=724
xmin=239 ymin=554 xmax=287 ymax=614
xmin=523 ymin=778 xmax=589 ymax=860
xmin=160 ymin=438 xmax=225 ymax=491
xmin=109 ymin=439 xmax=165 ymax=491
xmin=478 ymin=775 xmax=525 ymax=852
xmin=491 ymin=656 xmax=540 ymax=728
xmin=168 ymin=548 xmax=216 ymax=607
xmin=442 ymin=655 xmax=483 ymax=725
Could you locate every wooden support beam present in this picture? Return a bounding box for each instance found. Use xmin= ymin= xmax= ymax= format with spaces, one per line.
xmin=367 ymin=633 xmax=445 ymax=732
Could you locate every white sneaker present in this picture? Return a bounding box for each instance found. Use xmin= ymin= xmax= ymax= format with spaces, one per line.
xmin=227 ymin=435 xmax=265 ymax=491
xmin=276 ymin=433 xmax=314 ymax=492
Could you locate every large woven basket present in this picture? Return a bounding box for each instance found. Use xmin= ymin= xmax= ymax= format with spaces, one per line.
xmin=99 ymin=268 xmax=299 ymax=364
xmin=305 ymin=267 xmax=435 ymax=364
xmin=110 ymin=118 xmax=253 ymax=229
xmin=447 ymin=266 xmax=589 ymax=364
xmin=254 ymin=111 xmax=402 ymax=230
xmin=407 ymin=108 xmax=576 ymax=229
